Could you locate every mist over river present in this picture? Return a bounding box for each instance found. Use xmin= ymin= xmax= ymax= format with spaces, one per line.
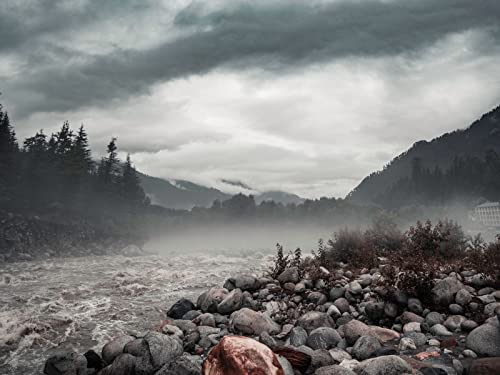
xmin=0 ymin=251 xmax=268 ymax=374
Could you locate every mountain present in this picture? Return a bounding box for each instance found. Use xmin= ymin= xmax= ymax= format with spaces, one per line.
xmin=138 ymin=172 xmax=305 ymax=209
xmin=348 ymin=105 xmax=500 ymax=204
xmin=137 ymin=172 xmax=231 ymax=210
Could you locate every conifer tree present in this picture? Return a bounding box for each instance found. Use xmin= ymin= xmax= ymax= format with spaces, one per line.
xmin=121 ymin=154 xmax=146 ymax=209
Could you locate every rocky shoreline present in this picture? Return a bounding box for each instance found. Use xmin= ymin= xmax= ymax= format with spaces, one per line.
xmin=43 ymin=263 xmax=500 ymax=374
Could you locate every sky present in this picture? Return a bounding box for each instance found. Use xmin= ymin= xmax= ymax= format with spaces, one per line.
xmin=1 ymin=0 xmax=500 ymax=198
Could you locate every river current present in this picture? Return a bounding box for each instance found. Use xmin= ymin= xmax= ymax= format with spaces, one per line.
xmin=0 ymin=252 xmax=268 ymax=374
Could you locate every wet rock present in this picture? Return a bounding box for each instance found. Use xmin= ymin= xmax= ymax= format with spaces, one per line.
xmin=183 ymin=310 xmax=202 ymax=320
xmin=202 ymin=336 xmax=284 ymax=375
xmin=98 ymin=354 xmax=136 ymax=375
xmin=297 ymin=311 xmax=335 ymax=332
xmin=455 ymin=289 xmax=472 ymax=306
xmin=223 ymin=275 xmax=259 ymax=291
xmin=123 ymin=338 xmax=146 ymax=357
xmin=230 ymin=308 xmax=280 ymax=335
xmin=141 ymin=331 xmax=183 ymax=371
xmin=315 ymin=365 xmax=357 ymax=375
xmin=354 ymin=355 xmax=412 ymax=375
xmin=365 ymin=302 xmax=384 ymax=323
xmin=308 ymin=292 xmax=328 ymax=305
xmin=330 ymin=287 xmax=346 ymax=301
xmin=306 ymin=327 xmax=342 ymax=350
xmin=329 ymin=348 xmax=352 ymax=363
xmin=430 ymin=324 xmax=453 ymax=337
xmin=43 ymin=351 xmax=87 ymax=375
xmin=197 ymin=288 xmax=228 ymax=313
xmin=155 ymin=353 xmax=202 ymax=375
xmin=334 ymin=298 xmax=351 ymax=314
xmin=444 ymin=315 xmax=466 ymax=332
xmin=167 ymin=298 xmax=196 ymax=319
xmin=101 ymin=335 xmax=135 ymax=364
xmin=432 ymin=277 xmax=464 ymax=306
xmin=217 ymin=288 xmax=243 ymax=315
xmin=466 ymin=323 xmax=500 ymax=356
xmin=290 ymin=326 xmax=308 ymax=347
xmin=84 ymin=350 xmax=105 ymax=371
xmin=426 ymin=312 xmax=444 ymax=327
xmin=352 ymin=335 xmax=381 ymax=360
xmin=278 ymin=267 xmax=300 ymax=284
xmin=343 ymin=320 xmax=371 ymax=346
xmin=467 ymin=357 xmax=500 ymax=375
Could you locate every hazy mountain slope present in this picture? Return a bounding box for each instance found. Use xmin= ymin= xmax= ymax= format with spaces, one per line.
xmin=138 ymin=172 xmax=305 ymax=209
xmin=138 ymin=172 xmax=231 ymax=210
xmin=348 ymin=105 xmax=500 ymax=203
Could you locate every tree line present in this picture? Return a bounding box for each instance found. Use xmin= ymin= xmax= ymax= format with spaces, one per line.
xmin=375 ymin=152 xmax=500 ymax=209
xmin=0 ymin=103 xmax=149 ymax=218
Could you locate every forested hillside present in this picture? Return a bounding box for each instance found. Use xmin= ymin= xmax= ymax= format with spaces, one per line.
xmin=349 ymin=105 xmax=500 ymax=205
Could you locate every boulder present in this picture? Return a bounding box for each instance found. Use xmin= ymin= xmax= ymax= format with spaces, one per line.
xmin=230 ymin=308 xmax=280 ymax=335
xmin=315 ymin=365 xmax=357 ymax=375
xmin=329 ymin=348 xmax=352 ymax=363
xmin=444 ymin=315 xmax=466 ymax=332
xmin=101 ymin=335 xmax=135 ymax=364
xmin=368 ymin=327 xmax=400 ymax=343
xmin=308 ymin=292 xmax=328 ymax=305
xmin=455 ymin=289 xmax=472 ymax=306
xmin=432 ymin=277 xmax=464 ymax=306
xmin=217 ymin=289 xmax=243 ymax=315
xmin=466 ymin=323 xmax=500 ymax=357
xmin=352 ymin=336 xmax=381 ymax=361
xmin=330 ymin=287 xmax=346 ymax=301
xmin=334 ymin=298 xmax=351 ymax=314
xmin=43 ymin=351 xmax=87 ymax=375
xmin=83 ymin=350 xmax=105 ymax=372
xmin=306 ymin=327 xmax=342 ymax=350
xmin=289 ymin=326 xmax=308 ymax=347
xmin=353 ymin=355 xmax=412 ymax=375
xmin=98 ymin=354 xmax=136 ymax=375
xmin=155 ymin=353 xmax=202 ymax=375
xmin=425 ymin=312 xmax=444 ymax=327
xmin=365 ymin=302 xmax=384 ymax=323
xmin=468 ymin=358 xmax=500 ymax=375
xmin=197 ymin=288 xmax=228 ymax=313
xmin=167 ymin=298 xmax=196 ymax=319
xmin=430 ymin=324 xmax=453 ymax=337
xmin=277 ymin=267 xmax=300 ymax=284
xmin=202 ymin=336 xmax=285 ymax=375
xmin=343 ymin=320 xmax=371 ymax=346
xmin=141 ymin=331 xmax=183 ymax=370
xmin=296 ymin=311 xmax=335 ymax=332
xmin=224 ymin=275 xmax=259 ymax=292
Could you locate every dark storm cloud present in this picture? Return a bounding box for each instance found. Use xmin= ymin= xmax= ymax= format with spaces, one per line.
xmin=2 ymin=0 xmax=500 ymax=118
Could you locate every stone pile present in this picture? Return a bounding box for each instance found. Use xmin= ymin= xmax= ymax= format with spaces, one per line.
xmin=44 ymin=265 xmax=500 ymax=374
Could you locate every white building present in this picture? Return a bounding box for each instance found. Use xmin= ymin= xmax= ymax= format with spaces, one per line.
xmin=475 ymin=202 xmax=500 ymax=228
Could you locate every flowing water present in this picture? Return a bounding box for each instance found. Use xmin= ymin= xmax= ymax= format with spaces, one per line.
xmin=0 ymin=252 xmax=268 ymax=374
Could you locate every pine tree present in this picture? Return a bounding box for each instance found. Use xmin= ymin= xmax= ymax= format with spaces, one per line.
xmin=121 ymin=154 xmax=146 ymax=209
xmin=0 ymin=107 xmax=19 ymax=207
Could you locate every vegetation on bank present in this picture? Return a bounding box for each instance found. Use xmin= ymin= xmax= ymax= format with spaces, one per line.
xmin=270 ymin=217 xmax=500 ymax=305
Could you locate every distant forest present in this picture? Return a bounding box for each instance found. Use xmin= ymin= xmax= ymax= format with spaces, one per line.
xmin=375 ymin=153 xmax=500 ymax=209
xmin=0 ymin=103 xmax=149 ymax=218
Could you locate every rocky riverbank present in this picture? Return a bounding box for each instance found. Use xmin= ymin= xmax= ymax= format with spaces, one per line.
xmin=0 ymin=211 xmax=145 ymax=262
xmin=43 ymin=263 xmax=500 ymax=374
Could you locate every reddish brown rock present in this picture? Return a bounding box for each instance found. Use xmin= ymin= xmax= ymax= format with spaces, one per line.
xmin=202 ymin=336 xmax=285 ymax=375
xmin=468 ymin=357 xmax=500 ymax=375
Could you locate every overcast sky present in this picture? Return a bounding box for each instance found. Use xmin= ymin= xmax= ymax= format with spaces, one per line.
xmin=1 ymin=0 xmax=500 ymax=198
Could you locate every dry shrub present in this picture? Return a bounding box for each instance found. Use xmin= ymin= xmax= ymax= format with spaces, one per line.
xmin=268 ymin=243 xmax=304 ymax=279
xmin=466 ymin=235 xmax=500 ymax=284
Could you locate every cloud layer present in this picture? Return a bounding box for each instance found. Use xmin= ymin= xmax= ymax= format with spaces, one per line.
xmin=1 ymin=0 xmax=500 ymax=197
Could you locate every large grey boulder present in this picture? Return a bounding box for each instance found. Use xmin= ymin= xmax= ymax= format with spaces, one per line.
xmin=289 ymin=326 xmax=308 ymax=347
xmin=315 ymin=365 xmax=357 ymax=375
xmin=230 ymin=308 xmax=280 ymax=335
xmin=432 ymin=277 xmax=464 ymax=306
xmin=155 ymin=353 xmax=202 ymax=375
xmin=352 ymin=336 xmax=381 ymax=361
xmin=343 ymin=320 xmax=371 ymax=346
xmin=306 ymin=327 xmax=342 ymax=350
xmin=297 ymin=311 xmax=335 ymax=332
xmin=98 ymin=354 xmax=136 ymax=375
xmin=223 ymin=275 xmax=259 ymax=291
xmin=101 ymin=335 xmax=135 ymax=364
xmin=466 ymin=322 xmax=500 ymax=357
xmin=43 ymin=351 xmax=87 ymax=375
xmin=217 ymin=288 xmax=243 ymax=314
xmin=278 ymin=267 xmax=300 ymax=284
xmin=142 ymin=331 xmax=183 ymax=371
xmin=197 ymin=287 xmax=228 ymax=313
xmin=167 ymin=298 xmax=196 ymax=319
xmin=354 ymin=355 xmax=412 ymax=375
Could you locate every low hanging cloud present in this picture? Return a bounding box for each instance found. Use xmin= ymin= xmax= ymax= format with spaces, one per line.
xmin=2 ymin=0 xmax=500 ymax=118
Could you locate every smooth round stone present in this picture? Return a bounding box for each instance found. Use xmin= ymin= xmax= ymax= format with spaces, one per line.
xmin=449 ymin=304 xmax=464 ymax=315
